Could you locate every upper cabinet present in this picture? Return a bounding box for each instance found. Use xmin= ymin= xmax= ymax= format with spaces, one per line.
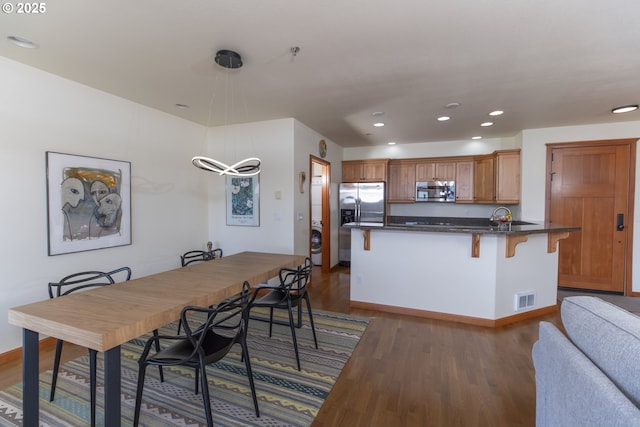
xmin=473 ymin=150 xmax=521 ymax=203
xmin=388 ymin=160 xmax=417 ymax=202
xmin=342 ymin=159 xmax=388 ymax=182
xmin=495 ymin=150 xmax=521 ymax=204
xmin=377 ymin=149 xmax=521 ymax=204
xmin=473 ymin=155 xmax=495 ymax=203
xmin=415 ymin=161 xmax=456 ymax=181
xmin=455 ymin=160 xmax=474 ymax=202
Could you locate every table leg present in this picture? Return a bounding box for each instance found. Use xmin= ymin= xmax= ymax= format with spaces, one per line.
xmin=22 ymin=329 xmax=39 ymax=427
xmin=103 ymin=345 xmax=121 ymax=426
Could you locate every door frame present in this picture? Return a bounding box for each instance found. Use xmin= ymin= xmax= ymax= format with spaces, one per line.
xmin=310 ymin=155 xmax=331 ymax=273
xmin=545 ymin=138 xmax=637 ymax=295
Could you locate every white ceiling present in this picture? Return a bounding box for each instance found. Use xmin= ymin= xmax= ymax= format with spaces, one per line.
xmin=1 ymin=0 xmax=639 ymax=147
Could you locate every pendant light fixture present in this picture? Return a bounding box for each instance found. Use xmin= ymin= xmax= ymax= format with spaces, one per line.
xmin=192 ymin=49 xmax=261 ymax=177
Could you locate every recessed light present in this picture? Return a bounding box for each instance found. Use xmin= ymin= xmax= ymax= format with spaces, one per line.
xmin=387 ymin=141 xmax=396 ymax=145
xmin=437 ymin=116 xmax=450 ymax=121
xmin=175 ymin=103 xmax=190 ymax=109
xmin=480 ymin=122 xmax=494 ymax=127
xmin=612 ymin=105 xmax=639 ymax=114
xmin=445 ymin=102 xmax=461 ymax=109
xmin=471 ymin=136 xmax=482 ymax=140
xmin=372 ymin=111 xmax=385 ymax=116
xmin=489 ymin=110 xmax=504 ymax=116
xmin=7 ymin=36 xmax=38 ymax=49
xmin=373 ymin=122 xmax=385 ymax=127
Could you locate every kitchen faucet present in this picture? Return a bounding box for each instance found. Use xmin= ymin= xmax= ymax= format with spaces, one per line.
xmin=490 ymin=206 xmax=513 ymax=230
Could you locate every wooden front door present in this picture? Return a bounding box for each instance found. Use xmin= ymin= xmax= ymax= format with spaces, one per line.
xmin=546 ymin=139 xmax=635 ymax=293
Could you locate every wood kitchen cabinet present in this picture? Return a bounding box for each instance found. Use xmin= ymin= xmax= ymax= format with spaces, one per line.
xmin=415 ymin=161 xmax=456 ymax=181
xmin=387 ymin=160 xmax=417 ymax=202
xmin=495 ymin=149 xmax=521 ymax=203
xmin=455 ymin=160 xmax=474 ymax=202
xmin=342 ymin=159 xmax=388 ymax=182
xmin=473 ymin=155 xmax=495 ymax=203
xmin=358 ymin=149 xmax=520 ymax=204
xmin=473 ymin=150 xmax=521 ymax=203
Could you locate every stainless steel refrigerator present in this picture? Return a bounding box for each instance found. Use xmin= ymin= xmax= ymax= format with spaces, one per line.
xmin=339 ymin=182 xmax=385 ymax=266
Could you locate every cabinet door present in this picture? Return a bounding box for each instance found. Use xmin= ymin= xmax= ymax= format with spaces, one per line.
xmin=362 ymin=160 xmax=388 ymax=181
xmin=474 ymin=156 xmax=495 ymax=202
xmin=455 ymin=161 xmax=474 ymax=202
xmin=416 ymin=162 xmax=455 ymax=181
xmin=436 ymin=162 xmax=456 ymax=181
xmin=388 ymin=162 xmax=416 ymax=202
xmin=495 ymin=151 xmax=520 ymax=203
xmin=415 ymin=162 xmax=436 ymax=181
xmin=342 ymin=162 xmax=363 ymax=182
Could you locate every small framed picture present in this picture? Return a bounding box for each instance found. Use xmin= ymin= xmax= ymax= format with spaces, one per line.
xmin=46 ymin=151 xmax=132 ymax=255
xmin=226 ymin=175 xmax=260 ymax=226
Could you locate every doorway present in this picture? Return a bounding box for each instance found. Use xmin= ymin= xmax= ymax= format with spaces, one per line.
xmin=546 ymin=139 xmax=636 ymax=294
xmin=310 ymin=156 xmax=331 ymax=273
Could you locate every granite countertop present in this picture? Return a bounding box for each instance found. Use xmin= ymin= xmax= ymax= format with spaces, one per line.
xmin=343 ymin=216 xmax=580 ymax=235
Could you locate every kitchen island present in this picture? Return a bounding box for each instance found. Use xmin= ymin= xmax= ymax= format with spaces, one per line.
xmin=344 ymin=217 xmax=579 ymax=326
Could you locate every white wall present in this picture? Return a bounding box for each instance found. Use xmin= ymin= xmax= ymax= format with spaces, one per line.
xmin=0 ymin=58 xmax=209 ymax=353
xmin=0 ymin=58 xmax=341 ymax=354
xmin=293 ymin=121 xmax=344 ymax=267
xmin=202 ymin=119 xmax=343 ymax=266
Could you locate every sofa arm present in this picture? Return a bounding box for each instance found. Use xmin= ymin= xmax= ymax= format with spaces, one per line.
xmin=532 ymin=322 xmax=640 ymax=427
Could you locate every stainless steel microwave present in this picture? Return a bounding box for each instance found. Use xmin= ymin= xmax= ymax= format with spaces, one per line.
xmin=416 ymin=181 xmax=456 ymax=202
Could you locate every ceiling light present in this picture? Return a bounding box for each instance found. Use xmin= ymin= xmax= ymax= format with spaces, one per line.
xmin=445 ymin=102 xmax=461 ymax=109
xmin=372 ymin=111 xmax=385 ymax=116
xmin=612 ymin=105 xmax=639 ymax=114
xmin=471 ymin=136 xmax=482 ymax=140
xmin=489 ymin=110 xmax=504 ymax=116
xmin=192 ymin=49 xmax=261 ymax=177
xmin=175 ymin=103 xmax=190 ymax=109
xmin=480 ymin=122 xmax=493 ymax=127
xmin=373 ymin=122 xmax=385 ymax=127
xmin=387 ymin=141 xmax=396 ymax=145
xmin=437 ymin=116 xmax=450 ymax=121
xmin=7 ymin=36 xmax=38 ymax=49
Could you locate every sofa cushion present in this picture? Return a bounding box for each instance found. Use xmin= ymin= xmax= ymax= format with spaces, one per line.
xmin=533 ymin=322 xmax=640 ymax=427
xmin=561 ymin=296 xmax=640 ymax=408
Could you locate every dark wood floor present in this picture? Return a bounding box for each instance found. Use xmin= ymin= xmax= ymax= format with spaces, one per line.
xmin=309 ymin=265 xmax=562 ymax=427
xmin=0 ymin=265 xmax=562 ymax=426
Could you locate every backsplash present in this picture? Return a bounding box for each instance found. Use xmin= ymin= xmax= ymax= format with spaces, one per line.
xmin=388 ymin=202 xmax=522 ymax=221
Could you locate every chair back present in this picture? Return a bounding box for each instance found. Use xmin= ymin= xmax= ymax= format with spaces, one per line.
xmin=48 ymin=267 xmax=132 ymax=299
xmin=180 ymin=281 xmax=251 ymax=363
xmin=279 ymin=257 xmax=312 ymax=296
xmin=180 ymin=248 xmax=223 ymax=267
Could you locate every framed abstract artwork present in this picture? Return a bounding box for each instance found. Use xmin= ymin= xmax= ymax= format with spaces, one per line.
xmin=46 ymin=151 xmax=132 ymax=255
xmin=226 ymin=175 xmax=260 ymax=226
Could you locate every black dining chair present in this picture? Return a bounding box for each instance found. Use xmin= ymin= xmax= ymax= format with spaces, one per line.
xmin=247 ymin=257 xmax=318 ymax=371
xmin=133 ymin=281 xmax=259 ymax=427
xmin=180 ymin=248 xmax=223 ymax=267
xmin=177 ymin=247 xmax=223 ymax=334
xmin=48 ymin=267 xmax=163 ymax=427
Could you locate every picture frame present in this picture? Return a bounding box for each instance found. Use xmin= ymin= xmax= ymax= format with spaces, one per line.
xmin=226 ymin=175 xmax=260 ymax=226
xmin=46 ymin=151 xmax=132 ymax=255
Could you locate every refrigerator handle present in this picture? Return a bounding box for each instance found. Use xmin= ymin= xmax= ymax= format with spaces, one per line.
xmin=355 ymin=199 xmax=360 ymax=221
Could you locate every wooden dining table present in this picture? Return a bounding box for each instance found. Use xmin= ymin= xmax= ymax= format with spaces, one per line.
xmin=8 ymin=251 xmax=306 ymax=426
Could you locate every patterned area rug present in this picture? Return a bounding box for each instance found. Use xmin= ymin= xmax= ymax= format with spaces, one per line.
xmin=0 ymin=309 xmax=370 ymax=426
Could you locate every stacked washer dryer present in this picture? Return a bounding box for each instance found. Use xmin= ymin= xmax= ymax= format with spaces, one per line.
xmin=311 ymin=176 xmax=323 ymax=266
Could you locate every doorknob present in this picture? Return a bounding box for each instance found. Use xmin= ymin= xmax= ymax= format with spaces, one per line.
xmin=617 ymin=213 xmax=625 ymax=231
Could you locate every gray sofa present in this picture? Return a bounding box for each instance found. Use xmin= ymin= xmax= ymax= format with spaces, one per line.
xmin=532 ymin=296 xmax=640 ymax=427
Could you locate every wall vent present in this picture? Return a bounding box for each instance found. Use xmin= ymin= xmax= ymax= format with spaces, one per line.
xmin=514 ymin=291 xmax=536 ymax=311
